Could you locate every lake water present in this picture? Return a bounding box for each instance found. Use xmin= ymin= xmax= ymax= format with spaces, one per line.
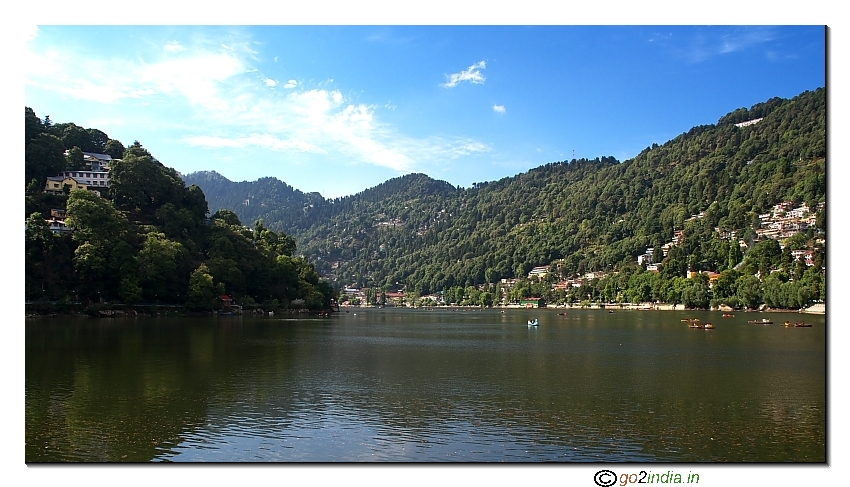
xmin=25 ymin=308 xmax=825 ymax=462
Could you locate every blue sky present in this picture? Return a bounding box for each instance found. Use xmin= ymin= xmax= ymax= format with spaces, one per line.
xmin=24 ymin=25 xmax=825 ymax=198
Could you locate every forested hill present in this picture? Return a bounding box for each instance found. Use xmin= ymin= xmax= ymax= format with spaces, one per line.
xmin=184 ymin=88 xmax=826 ymax=295
xmin=25 ymin=107 xmax=337 ymax=311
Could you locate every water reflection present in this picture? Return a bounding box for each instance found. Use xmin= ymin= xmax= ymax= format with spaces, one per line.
xmin=26 ymin=310 xmax=825 ymax=462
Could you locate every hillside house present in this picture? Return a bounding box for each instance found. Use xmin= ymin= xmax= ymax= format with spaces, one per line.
xmin=734 ymin=118 xmax=764 ymax=128
xmin=528 ymin=266 xmax=550 ymax=279
xmin=46 ymin=152 xmax=112 ymax=195
xmin=44 ymin=176 xmax=101 ymax=196
xmin=687 ymin=270 xmax=720 ymax=287
xmin=56 ymin=169 xmax=110 ymax=188
xmin=792 ymin=249 xmax=815 ymax=267
xmin=637 ymin=248 xmax=654 ymax=266
xmin=46 ymin=218 xmax=72 ymax=234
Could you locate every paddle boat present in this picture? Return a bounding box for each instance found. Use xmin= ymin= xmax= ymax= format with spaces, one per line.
xmin=748 ymin=318 xmax=773 ymax=324
xmin=689 ymin=322 xmax=714 ymax=329
xmin=794 ymin=322 xmax=812 ymax=327
xmin=527 ymin=319 xmax=539 ymax=327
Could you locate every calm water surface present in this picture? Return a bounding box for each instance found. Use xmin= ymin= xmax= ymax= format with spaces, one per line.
xmin=25 ymin=309 xmax=825 ymax=462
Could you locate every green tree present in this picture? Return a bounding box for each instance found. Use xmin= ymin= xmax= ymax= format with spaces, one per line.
xmin=25 ymin=108 xmax=66 ymax=185
xmin=712 ymin=269 xmax=741 ymax=300
xmin=65 ymin=189 xmax=128 ymax=243
xmin=118 ymin=277 xmax=143 ymax=304
xmin=186 ymin=264 xmax=219 ymax=312
xmin=211 ymin=209 xmax=242 ymax=226
xmin=728 ymin=241 xmax=743 ymax=270
xmin=104 ymin=139 xmax=126 ymax=159
xmin=136 ymin=232 xmax=188 ymax=302
xmin=681 ymin=276 xmax=710 ymax=309
xmin=109 ymin=149 xmax=185 ymax=220
xmin=736 ymin=275 xmax=762 ymax=309
xmin=66 ymin=146 xmax=86 ymax=170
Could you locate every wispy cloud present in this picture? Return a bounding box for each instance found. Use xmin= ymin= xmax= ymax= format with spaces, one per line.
xmin=284 ymin=79 xmax=297 ymax=89
xmin=678 ymin=27 xmax=777 ymax=63
xmin=164 ymin=41 xmax=184 ymax=52
xmin=264 ymin=78 xmax=277 ymax=87
xmin=365 ymin=28 xmax=416 ymax=45
xmin=441 ymin=60 xmax=486 ymax=88
xmin=719 ymin=28 xmax=776 ymax=54
xmin=493 ymin=104 xmax=506 ymax=113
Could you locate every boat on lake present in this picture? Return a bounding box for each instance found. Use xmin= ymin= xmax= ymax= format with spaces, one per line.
xmin=722 ymin=313 xmax=735 ymax=318
xmin=748 ymin=318 xmax=773 ymax=324
xmin=794 ymin=322 xmax=812 ymax=327
xmin=527 ymin=319 xmax=539 ymax=327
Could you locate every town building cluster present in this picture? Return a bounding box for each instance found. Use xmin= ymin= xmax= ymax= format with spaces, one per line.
xmin=756 ymin=201 xmax=822 ymax=242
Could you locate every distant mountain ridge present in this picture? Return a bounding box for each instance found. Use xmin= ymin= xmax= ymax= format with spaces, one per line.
xmin=182 ymin=170 xmax=324 ymax=232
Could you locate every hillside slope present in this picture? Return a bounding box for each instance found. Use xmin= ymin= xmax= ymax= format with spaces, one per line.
xmin=185 ymin=88 xmax=826 ymax=293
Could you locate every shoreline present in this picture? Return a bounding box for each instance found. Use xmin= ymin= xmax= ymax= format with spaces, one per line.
xmin=31 ymin=301 xmax=823 ymax=318
xmin=341 ymin=302 xmax=826 ymax=314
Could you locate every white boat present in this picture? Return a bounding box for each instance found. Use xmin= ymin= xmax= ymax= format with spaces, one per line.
xmin=527 ymin=319 xmax=539 ymax=327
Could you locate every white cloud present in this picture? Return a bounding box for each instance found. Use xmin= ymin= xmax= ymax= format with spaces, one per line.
xmin=25 ymin=34 xmax=490 ymax=175
xmin=164 ymin=41 xmax=184 ymax=52
xmin=140 ymin=53 xmax=245 ymax=109
xmin=443 ymin=140 xmax=490 ymax=158
xmin=25 ymin=41 xmax=246 ymax=109
xmin=184 ymin=134 xmax=324 ymax=153
xmin=493 ymin=104 xmax=506 ymax=113
xmin=441 ymin=60 xmax=486 ymax=88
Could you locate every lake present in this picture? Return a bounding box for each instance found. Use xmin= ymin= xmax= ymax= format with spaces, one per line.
xmin=25 ymin=308 xmax=825 ymax=462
